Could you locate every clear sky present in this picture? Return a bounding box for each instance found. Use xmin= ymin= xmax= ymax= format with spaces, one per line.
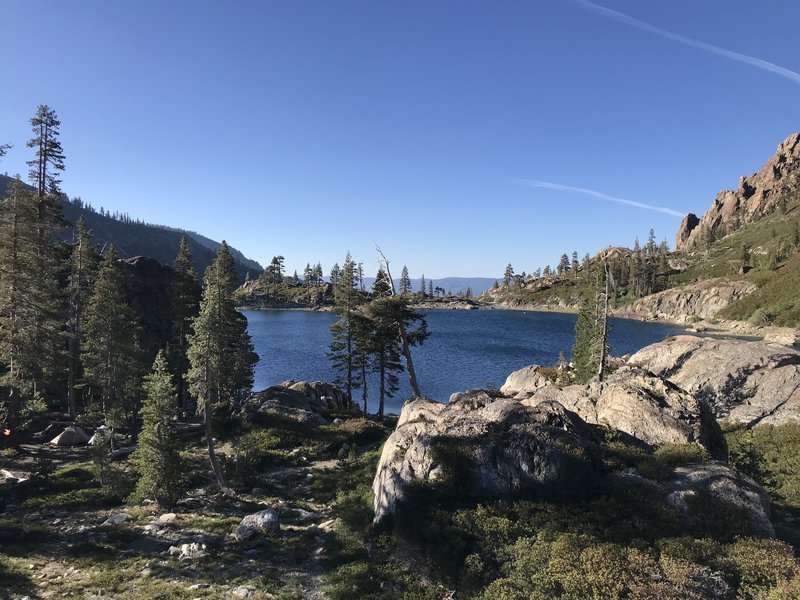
xmin=1 ymin=1 xmax=798 ymax=278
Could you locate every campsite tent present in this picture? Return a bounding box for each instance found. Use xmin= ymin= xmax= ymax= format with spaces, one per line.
xmin=50 ymin=426 xmax=90 ymax=446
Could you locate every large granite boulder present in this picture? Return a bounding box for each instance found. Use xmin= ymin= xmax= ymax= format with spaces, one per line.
xmin=373 ymin=395 xmax=598 ymax=523
xmin=629 ymin=336 xmax=800 ymax=426
xmin=662 ymin=462 xmax=774 ymax=537
xmin=513 ymin=367 xmax=726 ymax=459
xmin=499 ymin=365 xmax=551 ymax=397
xmin=238 ymin=380 xmax=356 ymax=425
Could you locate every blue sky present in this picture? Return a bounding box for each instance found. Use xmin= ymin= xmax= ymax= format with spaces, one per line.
xmin=1 ymin=1 xmax=798 ymax=278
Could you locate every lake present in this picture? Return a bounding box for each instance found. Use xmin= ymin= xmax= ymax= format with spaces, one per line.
xmin=243 ymin=308 xmax=691 ymax=415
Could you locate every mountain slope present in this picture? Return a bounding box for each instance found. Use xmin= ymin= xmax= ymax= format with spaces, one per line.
xmin=676 ymin=133 xmax=800 ymax=250
xmin=0 ymin=174 xmax=262 ymax=281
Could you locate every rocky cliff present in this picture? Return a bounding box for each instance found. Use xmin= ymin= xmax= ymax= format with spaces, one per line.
xmin=619 ymin=278 xmax=756 ymax=322
xmin=676 ymin=133 xmax=800 ymax=250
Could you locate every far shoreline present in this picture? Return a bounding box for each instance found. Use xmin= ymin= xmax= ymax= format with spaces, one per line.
xmin=238 ymin=301 xmax=799 ymax=348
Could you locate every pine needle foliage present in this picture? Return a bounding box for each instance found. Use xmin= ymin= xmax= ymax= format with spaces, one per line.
xmin=129 ymin=351 xmax=185 ymax=507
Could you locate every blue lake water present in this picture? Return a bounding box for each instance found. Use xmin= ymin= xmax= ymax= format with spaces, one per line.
xmin=243 ymin=308 xmax=690 ymax=415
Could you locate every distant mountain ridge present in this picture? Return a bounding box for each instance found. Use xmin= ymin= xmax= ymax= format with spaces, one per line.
xmin=0 ymin=174 xmax=262 ymax=281
xmin=360 ymin=276 xmax=496 ymax=296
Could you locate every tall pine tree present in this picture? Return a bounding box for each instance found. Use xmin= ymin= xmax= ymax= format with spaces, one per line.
xmin=187 ymin=242 xmax=257 ymax=495
xmin=82 ymin=246 xmax=142 ymax=439
xmin=328 ymin=253 xmax=363 ymax=401
xmin=67 ymin=216 xmax=99 ymax=419
xmin=168 ymin=236 xmax=199 ymax=412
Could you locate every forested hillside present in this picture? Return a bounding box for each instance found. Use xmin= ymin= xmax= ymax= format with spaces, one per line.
xmin=0 ymin=174 xmax=261 ymax=282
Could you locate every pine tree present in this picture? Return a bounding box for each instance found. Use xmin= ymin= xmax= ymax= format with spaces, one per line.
xmin=187 ymin=242 xmax=258 ymax=495
xmin=399 ymin=265 xmax=411 ymax=296
xmin=329 ymin=253 xmax=363 ymax=401
xmin=503 ymin=263 xmax=514 ymax=287
xmin=67 ymin=216 xmax=99 ymax=419
xmin=557 ymin=253 xmax=570 ymax=276
xmin=571 ymin=268 xmax=611 ymax=384
xmin=130 ymin=351 xmax=185 ymax=507
xmin=330 ymin=262 xmax=341 ymax=286
xmin=82 ymin=246 xmax=142 ymax=439
xmin=362 ymin=296 xmax=429 ymax=418
xmin=0 ymin=180 xmax=47 ymax=426
xmin=428 ymin=279 xmax=433 ymax=297
xmin=0 ymin=106 xmax=68 ymax=427
xmin=571 ymin=298 xmax=603 ymax=384
xmin=27 ymin=105 xmax=65 ymax=198
xmin=372 ymin=267 xmax=392 ymax=297
xmin=420 ymin=274 xmax=426 ymax=298
xmin=168 ymin=236 xmax=199 ymax=412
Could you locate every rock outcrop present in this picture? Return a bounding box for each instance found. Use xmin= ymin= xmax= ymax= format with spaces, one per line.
xmin=499 ymin=365 xmax=552 ymax=397
xmin=373 ymin=384 xmax=764 ymax=530
xmin=519 ymin=367 xmax=727 ymax=459
xmin=238 ymin=380 xmax=356 ymax=425
xmin=629 ymin=336 xmax=800 ymax=426
xmin=663 ymin=462 xmax=774 ymax=537
xmin=676 ymin=133 xmax=800 ymax=250
xmin=373 ymin=395 xmax=598 ymax=523
xmin=619 ymin=278 xmax=756 ymax=322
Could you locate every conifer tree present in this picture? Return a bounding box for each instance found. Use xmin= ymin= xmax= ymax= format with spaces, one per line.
xmin=571 ymin=298 xmax=603 ymax=384
xmin=27 ymin=105 xmax=65 ymax=198
xmin=419 ymin=274 xmax=426 ymax=298
xmin=0 ymin=180 xmax=46 ymax=426
xmin=330 ymin=262 xmax=341 ymax=286
xmin=571 ymin=267 xmax=611 ymax=384
xmin=503 ymin=263 xmax=514 ymax=287
xmin=187 ymin=242 xmax=257 ymax=495
xmin=372 ymin=267 xmax=392 ymax=297
xmin=67 ymin=216 xmax=99 ymax=419
xmin=329 ymin=253 xmax=363 ymax=401
xmin=362 ymin=296 xmax=429 ymax=418
xmin=0 ymin=107 xmax=68 ymax=426
xmin=168 ymin=236 xmax=199 ymax=412
xmin=557 ymin=253 xmax=570 ymax=276
xmin=130 ymin=351 xmax=185 ymax=507
xmin=399 ymin=265 xmax=411 ymax=296
xmin=82 ymin=246 xmax=142 ymax=440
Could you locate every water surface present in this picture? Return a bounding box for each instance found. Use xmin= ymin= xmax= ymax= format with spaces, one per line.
xmin=244 ymin=308 xmax=690 ymax=415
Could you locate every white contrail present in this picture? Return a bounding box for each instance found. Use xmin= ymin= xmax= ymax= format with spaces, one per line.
xmin=571 ymin=0 xmax=800 ymax=86
xmin=518 ymin=179 xmax=684 ymax=218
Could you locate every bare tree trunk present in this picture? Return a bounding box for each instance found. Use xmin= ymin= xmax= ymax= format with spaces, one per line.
xmin=204 ymin=391 xmax=234 ymax=497
xmin=375 ymin=245 xmax=422 ymax=397
xmin=597 ymin=263 xmax=610 ymax=382
xmin=379 ymin=363 xmax=385 ymax=419
xmin=361 ymin=363 xmax=368 ymax=416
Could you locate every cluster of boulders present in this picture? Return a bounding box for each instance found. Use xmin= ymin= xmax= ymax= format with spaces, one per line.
xmin=372 ymin=336 xmax=800 ymax=532
xmin=238 ymin=380 xmax=356 ymax=425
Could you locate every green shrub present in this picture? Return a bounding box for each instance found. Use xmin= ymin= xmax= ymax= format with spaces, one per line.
xmin=727 ymin=424 xmax=800 ymax=508
xmin=728 ymin=537 xmax=799 ymax=598
xmin=748 ymin=308 xmax=771 ymax=326
xmin=637 ymin=443 xmax=710 ymax=480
